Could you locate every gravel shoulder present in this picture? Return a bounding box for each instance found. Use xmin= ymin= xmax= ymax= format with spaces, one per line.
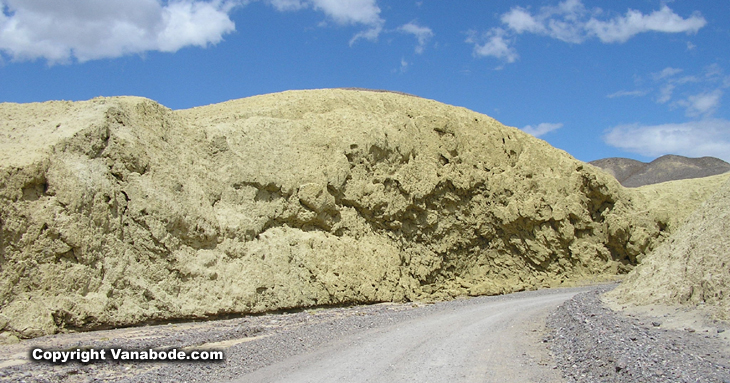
xmin=547 ymin=285 xmax=730 ymax=382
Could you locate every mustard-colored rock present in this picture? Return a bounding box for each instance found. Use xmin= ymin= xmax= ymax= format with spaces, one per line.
xmin=0 ymin=89 xmax=719 ymax=339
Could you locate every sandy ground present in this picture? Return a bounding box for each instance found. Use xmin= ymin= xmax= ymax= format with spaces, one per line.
xmin=604 ymin=298 xmax=730 ymax=352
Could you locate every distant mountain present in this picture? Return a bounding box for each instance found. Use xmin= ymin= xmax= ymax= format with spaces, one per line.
xmin=590 ymin=155 xmax=730 ymax=187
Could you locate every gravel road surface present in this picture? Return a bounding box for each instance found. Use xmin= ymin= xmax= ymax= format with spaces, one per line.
xmin=229 ymin=287 xmax=584 ymax=383
xmin=0 ymin=286 xmax=590 ymax=382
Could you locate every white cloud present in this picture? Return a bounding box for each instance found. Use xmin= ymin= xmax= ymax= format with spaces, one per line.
xmin=349 ymin=25 xmax=382 ymax=45
xmin=500 ymin=0 xmax=587 ymax=43
xmin=501 ymin=0 xmax=706 ymax=44
xmin=264 ymin=0 xmax=385 ymax=45
xmin=0 ymin=0 xmax=237 ymax=63
xmin=264 ymin=0 xmax=384 ymax=45
xmin=309 ymin=0 xmax=381 ymax=26
xmin=470 ymin=1 xmax=707 ymax=63
xmin=604 ymin=119 xmax=730 ymax=161
xmin=500 ymin=7 xmax=546 ymax=35
xmin=521 ymin=122 xmax=563 ymax=137
xmin=397 ymin=21 xmax=433 ymax=54
xmin=0 ymin=0 xmax=388 ymax=63
xmin=605 ymin=68 xmax=730 ymax=162
xmin=585 ymin=6 xmax=706 ymax=43
xmin=676 ymin=89 xmax=723 ymax=117
xmin=290 ymin=0 xmax=384 ymax=45
xmin=466 ymin=28 xmax=518 ymax=63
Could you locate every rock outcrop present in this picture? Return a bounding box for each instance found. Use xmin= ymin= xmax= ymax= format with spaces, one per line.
xmin=606 ymin=176 xmax=730 ymax=320
xmin=0 ymin=89 xmax=706 ymax=340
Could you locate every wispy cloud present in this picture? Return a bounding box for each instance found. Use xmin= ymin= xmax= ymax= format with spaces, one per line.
xmin=265 ymin=0 xmax=384 ymax=45
xmin=606 ymin=90 xmax=649 ymax=98
xmin=676 ymin=89 xmax=723 ymax=117
xmin=396 ymin=57 xmax=408 ymax=73
xmin=605 ymin=65 xmax=730 ymax=159
xmin=268 ymin=0 xmax=307 ymax=11
xmin=608 ymin=65 xmax=730 ymax=115
xmin=397 ymin=21 xmax=433 ymax=54
xmin=651 ymin=65 xmax=729 ymax=116
xmin=603 ymin=119 xmax=730 ymax=162
xmin=652 ymin=67 xmax=683 ymax=81
xmin=468 ymin=0 xmax=706 ymax=63
xmin=521 ymin=122 xmax=563 ymax=137
xmin=657 ymin=84 xmax=676 ymax=104
xmin=0 ymin=0 xmax=238 ymax=64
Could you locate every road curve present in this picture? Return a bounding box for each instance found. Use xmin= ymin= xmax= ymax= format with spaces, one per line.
xmin=230 ymin=287 xmax=594 ymax=383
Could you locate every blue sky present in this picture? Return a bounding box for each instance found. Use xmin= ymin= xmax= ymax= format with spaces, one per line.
xmin=1 ymin=0 xmax=729 ymax=162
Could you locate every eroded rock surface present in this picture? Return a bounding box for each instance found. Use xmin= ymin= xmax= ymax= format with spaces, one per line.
xmin=0 ymin=89 xmax=706 ymax=340
xmin=607 ymin=176 xmax=730 ymax=320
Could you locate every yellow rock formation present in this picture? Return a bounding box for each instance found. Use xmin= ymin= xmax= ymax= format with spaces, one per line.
xmin=0 ymin=89 xmax=718 ymax=339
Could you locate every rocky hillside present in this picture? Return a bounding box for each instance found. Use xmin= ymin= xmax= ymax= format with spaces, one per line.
xmin=0 ymin=89 xmax=713 ymax=341
xmin=590 ymin=155 xmax=730 ymax=187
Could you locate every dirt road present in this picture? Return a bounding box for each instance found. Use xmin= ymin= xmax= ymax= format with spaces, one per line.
xmin=0 ymin=286 xmax=595 ymax=382
xmin=230 ymin=287 xmax=592 ymax=383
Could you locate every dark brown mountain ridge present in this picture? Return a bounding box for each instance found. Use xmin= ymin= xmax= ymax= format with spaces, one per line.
xmin=590 ymin=154 xmax=730 ymax=187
